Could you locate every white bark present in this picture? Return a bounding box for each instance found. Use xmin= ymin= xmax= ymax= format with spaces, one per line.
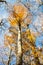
xmin=18 ymin=27 xmax=21 ymax=54
xmin=16 ymin=26 xmax=22 ymax=65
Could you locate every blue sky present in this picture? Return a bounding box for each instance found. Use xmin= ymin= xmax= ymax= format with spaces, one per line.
xmin=35 ymin=35 xmax=43 ymax=48
xmin=6 ymin=0 xmax=17 ymax=5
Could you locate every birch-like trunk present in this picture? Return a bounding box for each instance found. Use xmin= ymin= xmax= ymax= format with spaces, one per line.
xmin=16 ymin=23 xmax=22 ymax=65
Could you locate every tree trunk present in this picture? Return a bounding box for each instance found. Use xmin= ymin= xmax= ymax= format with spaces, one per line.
xmin=0 ymin=0 xmax=7 ymax=3
xmin=8 ymin=48 xmax=12 ymax=65
xmin=16 ymin=23 xmax=22 ymax=65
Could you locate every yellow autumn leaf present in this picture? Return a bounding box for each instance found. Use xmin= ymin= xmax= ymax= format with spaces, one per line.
xmin=13 ymin=3 xmax=28 ymax=20
xmin=8 ymin=16 xmax=18 ymax=27
xmin=31 ymin=34 xmax=35 ymax=42
xmin=4 ymin=35 xmax=15 ymax=44
xmin=26 ymin=29 xmax=35 ymax=42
